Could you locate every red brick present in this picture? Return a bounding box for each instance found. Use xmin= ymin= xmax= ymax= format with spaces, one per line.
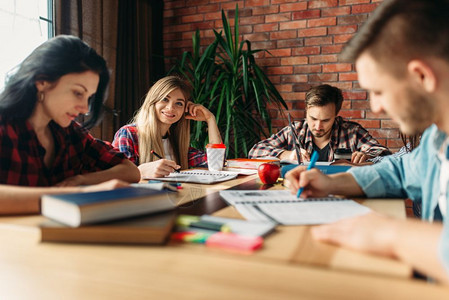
xmin=182 ymin=14 xmax=204 ymax=23
xmin=246 ymin=0 xmax=270 ymax=6
xmin=276 ymin=84 xmax=293 ymax=92
xmin=197 ymin=4 xmax=220 ymax=13
xmin=266 ymin=66 xmax=294 ymax=75
xmin=165 ymin=1 xmax=185 ymax=10
xmin=338 ymin=14 xmax=368 ymax=25
xmin=339 ymin=110 xmax=364 ymax=119
xmin=322 ymin=6 xmax=351 ymax=17
xmin=351 ymin=3 xmax=380 ymax=14
xmin=257 ymin=57 xmax=282 ymax=67
xmin=279 ymin=20 xmax=307 ymax=30
xmin=299 ymin=27 xmax=327 ymax=37
xmin=293 ymin=83 xmax=314 ymax=92
xmin=322 ymin=63 xmax=352 ymax=72
xmin=305 ymin=36 xmax=332 ymax=46
xmin=267 ymin=49 xmax=292 ymax=57
xmin=238 ymin=25 xmax=254 ymax=34
xmin=322 ymin=44 xmax=344 ymax=54
xmin=309 ymin=54 xmax=338 ymax=64
xmin=272 ymin=0 xmax=299 ymax=4
xmin=352 ymin=100 xmax=371 ymax=110
xmin=240 ymin=16 xmax=265 ymax=25
xmin=381 ymin=120 xmax=400 ymax=128
xmin=277 ymin=39 xmax=304 ymax=48
xmin=387 ymin=139 xmax=405 ymax=148
xmin=281 ymin=56 xmax=308 ymax=65
xmin=253 ymin=6 xmax=280 ymax=15
xmin=366 ymin=111 xmax=389 ymax=119
xmin=292 ymin=10 xmax=321 ymax=20
xmin=308 ymin=0 xmax=338 ymax=9
xmin=308 ymin=17 xmax=337 ymax=27
xmin=266 ymin=13 xmax=291 ymax=23
xmin=271 ymin=30 xmax=297 ymax=40
xmin=294 ymin=65 xmax=322 ymax=73
xmin=193 ymin=21 xmax=216 ymax=30
xmin=282 ymin=92 xmax=306 ymax=101
xmin=251 ymin=41 xmax=277 ymax=49
xmin=334 ymin=34 xmax=354 ymax=44
xmin=267 ymin=75 xmax=281 ymax=84
xmin=293 ymin=46 xmax=321 ymax=56
xmin=254 ymin=23 xmax=279 ymax=32
xmin=370 ymin=129 xmax=399 ymax=139
xmin=288 ymin=110 xmax=306 ymax=119
xmin=341 ymin=101 xmax=351 ymax=110
xmin=340 ymin=0 xmax=371 ymax=5
xmin=343 ymin=90 xmax=367 ymax=100
xmin=356 ymin=120 xmax=380 ymax=129
xmin=339 ymin=72 xmax=358 ymax=81
xmin=244 ymin=32 xmax=270 ymax=42
xmin=204 ymin=12 xmax=221 ymax=21
xmin=220 ymin=2 xmax=245 ymax=10
xmin=279 ymin=2 xmax=308 ymax=12
xmin=174 ymin=7 xmax=197 ymax=16
xmin=186 ymin=0 xmax=209 ymax=6
xmin=308 ymin=73 xmax=338 ymax=82
xmin=328 ymin=25 xmax=357 ymax=35
xmin=280 ymin=74 xmax=309 ymax=83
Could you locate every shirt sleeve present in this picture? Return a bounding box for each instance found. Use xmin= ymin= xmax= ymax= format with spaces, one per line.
xmin=353 ymin=125 xmax=391 ymax=157
xmin=188 ymin=147 xmax=207 ymax=168
xmin=248 ymin=125 xmax=292 ymax=158
xmin=112 ymin=126 xmax=139 ymax=164
xmin=440 ymin=221 xmax=449 ymax=276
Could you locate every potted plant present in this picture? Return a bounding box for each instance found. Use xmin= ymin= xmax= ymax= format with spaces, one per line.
xmin=169 ymin=5 xmax=287 ymax=158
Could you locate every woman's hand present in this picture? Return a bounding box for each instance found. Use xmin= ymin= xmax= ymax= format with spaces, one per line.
xmin=138 ymin=160 xmax=180 ymax=178
xmin=184 ymin=102 xmax=214 ymax=122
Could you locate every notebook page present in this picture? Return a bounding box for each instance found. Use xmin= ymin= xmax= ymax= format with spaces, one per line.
xmin=157 ymin=170 xmax=238 ymax=184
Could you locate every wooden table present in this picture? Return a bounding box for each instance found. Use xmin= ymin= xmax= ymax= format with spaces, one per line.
xmin=0 ymin=174 xmax=448 ymax=299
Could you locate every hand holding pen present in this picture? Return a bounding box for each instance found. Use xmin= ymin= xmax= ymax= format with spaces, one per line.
xmin=150 ymin=150 xmax=180 ymax=173
xmin=296 ymin=151 xmax=319 ymax=198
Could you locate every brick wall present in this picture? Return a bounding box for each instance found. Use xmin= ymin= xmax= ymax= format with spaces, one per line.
xmin=163 ymin=0 xmax=404 ymax=152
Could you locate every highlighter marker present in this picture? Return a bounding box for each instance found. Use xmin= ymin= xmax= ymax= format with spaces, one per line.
xmin=296 ymin=151 xmax=319 ymax=198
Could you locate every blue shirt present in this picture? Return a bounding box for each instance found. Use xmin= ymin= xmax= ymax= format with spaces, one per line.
xmin=349 ymin=125 xmax=449 ymax=274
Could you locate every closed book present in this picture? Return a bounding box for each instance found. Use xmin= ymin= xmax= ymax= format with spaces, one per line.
xmin=40 ymin=211 xmax=177 ymax=245
xmin=41 ymin=187 xmax=176 ymax=227
xmin=226 ymin=158 xmax=280 ymax=170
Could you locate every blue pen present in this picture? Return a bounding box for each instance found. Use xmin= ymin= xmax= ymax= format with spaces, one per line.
xmin=296 ymin=151 xmax=319 ymax=198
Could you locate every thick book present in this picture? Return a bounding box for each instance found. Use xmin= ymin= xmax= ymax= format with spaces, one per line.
xmin=41 ymin=187 xmax=176 ymax=227
xmin=40 ymin=211 xmax=177 ymax=245
xmin=226 ymin=158 xmax=280 ymax=170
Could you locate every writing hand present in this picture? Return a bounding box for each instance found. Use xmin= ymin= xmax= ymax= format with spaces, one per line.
xmin=138 ymin=159 xmax=181 ymax=178
xmin=284 ymin=166 xmax=332 ymax=198
xmin=351 ymin=151 xmax=370 ymax=164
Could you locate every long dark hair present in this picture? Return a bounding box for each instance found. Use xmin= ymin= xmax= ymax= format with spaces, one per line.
xmin=0 ymin=35 xmax=110 ymax=128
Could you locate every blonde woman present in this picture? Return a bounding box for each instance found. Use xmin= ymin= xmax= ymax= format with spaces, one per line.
xmin=112 ymin=76 xmax=222 ymax=178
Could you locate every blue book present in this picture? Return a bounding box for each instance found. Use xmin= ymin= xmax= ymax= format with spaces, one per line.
xmin=280 ymin=164 xmax=351 ymax=178
xmin=41 ymin=187 xmax=176 ymax=227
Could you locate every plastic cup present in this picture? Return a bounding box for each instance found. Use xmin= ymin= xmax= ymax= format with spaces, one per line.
xmin=206 ymin=144 xmax=226 ymax=171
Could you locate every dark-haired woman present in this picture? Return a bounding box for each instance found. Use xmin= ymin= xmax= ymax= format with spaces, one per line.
xmin=0 ymin=35 xmax=140 ymax=214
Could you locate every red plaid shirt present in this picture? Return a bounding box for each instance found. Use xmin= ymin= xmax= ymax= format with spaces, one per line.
xmin=248 ymin=116 xmax=391 ymax=161
xmin=0 ymin=118 xmax=127 ymax=186
xmin=112 ymin=124 xmax=207 ymax=168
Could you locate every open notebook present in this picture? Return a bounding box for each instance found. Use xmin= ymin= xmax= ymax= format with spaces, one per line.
xmin=219 ymin=190 xmax=371 ymax=225
xmin=155 ymin=170 xmax=238 ymax=184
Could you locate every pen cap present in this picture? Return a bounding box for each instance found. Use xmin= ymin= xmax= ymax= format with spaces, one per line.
xmin=206 ymin=144 xmax=226 ymax=171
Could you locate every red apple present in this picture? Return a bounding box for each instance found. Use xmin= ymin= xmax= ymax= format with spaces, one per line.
xmin=258 ymin=163 xmax=280 ymax=184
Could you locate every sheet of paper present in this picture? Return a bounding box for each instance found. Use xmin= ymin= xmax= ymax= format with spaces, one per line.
xmin=155 ymin=170 xmax=238 ymax=184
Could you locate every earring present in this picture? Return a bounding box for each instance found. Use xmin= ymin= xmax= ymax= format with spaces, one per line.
xmin=38 ymin=92 xmax=44 ymax=102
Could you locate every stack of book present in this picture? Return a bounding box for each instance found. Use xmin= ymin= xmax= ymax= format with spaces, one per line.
xmin=40 ymin=187 xmax=177 ymax=245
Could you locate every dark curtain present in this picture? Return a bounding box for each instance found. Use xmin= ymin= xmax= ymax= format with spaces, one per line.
xmin=115 ymin=0 xmax=164 ymax=128
xmin=54 ymin=0 xmax=164 ymax=141
xmin=54 ymin=0 xmax=119 ymax=141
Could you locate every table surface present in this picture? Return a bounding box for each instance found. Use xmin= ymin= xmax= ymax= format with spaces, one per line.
xmin=0 ymin=174 xmax=448 ymax=299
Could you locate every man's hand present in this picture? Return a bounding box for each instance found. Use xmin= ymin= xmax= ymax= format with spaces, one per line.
xmin=81 ymin=179 xmax=130 ymax=193
xmin=284 ymin=166 xmax=333 ymax=198
xmin=279 ymin=148 xmax=311 ymax=162
xmin=312 ymin=212 xmax=398 ymax=258
xmin=351 ymin=151 xmax=370 ymax=164
xmin=138 ymin=160 xmax=180 ymax=178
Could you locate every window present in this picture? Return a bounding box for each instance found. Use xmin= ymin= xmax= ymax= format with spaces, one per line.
xmin=0 ymin=0 xmax=53 ymax=91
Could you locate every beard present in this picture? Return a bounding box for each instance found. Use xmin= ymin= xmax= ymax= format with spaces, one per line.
xmin=396 ymin=87 xmax=435 ymax=135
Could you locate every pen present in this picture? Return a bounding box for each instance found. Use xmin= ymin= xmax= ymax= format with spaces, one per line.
xmin=150 ymin=150 xmax=180 ymax=173
xmin=296 ymin=151 xmax=319 ymax=198
xmin=288 ymin=114 xmax=302 ymax=165
xmin=176 ymin=215 xmax=231 ymax=233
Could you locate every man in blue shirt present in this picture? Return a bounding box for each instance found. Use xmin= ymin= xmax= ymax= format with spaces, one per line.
xmin=286 ymin=0 xmax=449 ymax=284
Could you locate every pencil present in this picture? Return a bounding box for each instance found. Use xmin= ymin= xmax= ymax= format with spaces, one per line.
xmin=296 ymin=151 xmax=319 ymax=198
xmin=150 ymin=150 xmax=180 ymax=173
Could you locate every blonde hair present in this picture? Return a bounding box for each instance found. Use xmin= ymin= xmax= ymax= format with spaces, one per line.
xmin=132 ymin=76 xmax=192 ymax=169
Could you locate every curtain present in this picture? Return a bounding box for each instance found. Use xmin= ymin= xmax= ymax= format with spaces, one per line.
xmin=54 ymin=0 xmax=119 ymax=141
xmin=115 ymin=0 xmax=164 ymax=128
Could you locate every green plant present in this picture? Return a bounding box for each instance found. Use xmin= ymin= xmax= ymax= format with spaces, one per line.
xmin=169 ymin=5 xmax=287 ymax=158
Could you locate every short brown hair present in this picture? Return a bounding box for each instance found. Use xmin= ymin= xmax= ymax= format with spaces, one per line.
xmin=340 ymin=0 xmax=449 ymax=77
xmin=305 ymin=84 xmax=343 ymax=114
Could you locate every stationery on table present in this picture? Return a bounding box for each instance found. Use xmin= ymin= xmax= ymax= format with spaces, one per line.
xmin=219 ymin=190 xmax=371 ymax=225
xmin=226 ymin=158 xmax=280 ymax=170
xmin=297 ymin=150 xmax=319 ymax=198
xmin=40 ymin=211 xmax=177 ymax=245
xmin=151 ymin=150 xmax=180 ymax=173
xmin=41 ymin=187 xmax=176 ymax=227
xmin=153 ymin=169 xmax=238 ymax=184
xmin=131 ymin=181 xmax=180 ymax=192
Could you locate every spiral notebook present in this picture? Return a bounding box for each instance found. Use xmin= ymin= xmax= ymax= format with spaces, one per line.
xmin=219 ymin=190 xmax=371 ymax=225
xmin=156 ymin=170 xmax=238 ymax=184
